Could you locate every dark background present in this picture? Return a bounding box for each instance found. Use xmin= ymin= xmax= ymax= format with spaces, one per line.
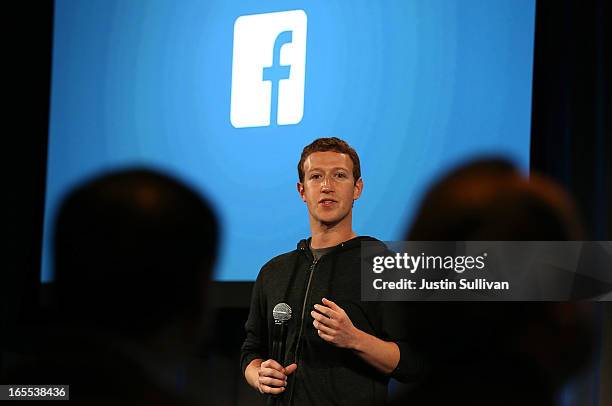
xmin=3 ymin=0 xmax=611 ymax=404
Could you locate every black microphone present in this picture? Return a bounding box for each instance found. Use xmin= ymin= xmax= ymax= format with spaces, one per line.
xmin=268 ymin=303 xmax=292 ymax=406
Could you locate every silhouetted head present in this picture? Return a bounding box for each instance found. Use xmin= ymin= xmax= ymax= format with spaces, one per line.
xmin=406 ymin=158 xmax=584 ymax=240
xmin=53 ymin=168 xmax=219 ymax=338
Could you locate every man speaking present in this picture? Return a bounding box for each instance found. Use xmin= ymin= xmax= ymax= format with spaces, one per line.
xmin=241 ymin=138 xmax=419 ymax=405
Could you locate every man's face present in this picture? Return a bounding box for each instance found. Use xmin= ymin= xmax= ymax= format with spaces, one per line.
xmin=297 ymin=151 xmax=363 ymax=226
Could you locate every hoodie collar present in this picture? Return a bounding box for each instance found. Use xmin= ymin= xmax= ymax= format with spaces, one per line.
xmin=297 ymin=235 xmax=379 ymax=253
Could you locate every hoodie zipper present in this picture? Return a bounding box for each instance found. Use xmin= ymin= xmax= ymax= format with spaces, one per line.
xmin=294 ymin=255 xmax=317 ymax=365
xmin=295 ymin=239 xmax=349 ymax=362
xmin=287 ymin=240 xmax=353 ymax=404
xmin=286 ymin=253 xmax=317 ymax=406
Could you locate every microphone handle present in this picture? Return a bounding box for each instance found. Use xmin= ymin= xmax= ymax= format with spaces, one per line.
xmin=267 ymin=321 xmax=287 ymax=406
xmin=273 ymin=322 xmax=286 ymax=362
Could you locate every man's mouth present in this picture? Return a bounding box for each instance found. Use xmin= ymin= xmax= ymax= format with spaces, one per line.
xmin=319 ymin=199 xmax=337 ymax=207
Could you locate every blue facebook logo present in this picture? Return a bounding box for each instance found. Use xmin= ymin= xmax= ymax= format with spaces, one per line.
xmin=230 ymin=10 xmax=307 ymax=128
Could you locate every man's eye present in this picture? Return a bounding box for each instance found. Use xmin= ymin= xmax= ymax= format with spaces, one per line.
xmin=310 ymin=174 xmax=321 ymax=180
xmin=335 ymin=172 xmax=347 ymax=178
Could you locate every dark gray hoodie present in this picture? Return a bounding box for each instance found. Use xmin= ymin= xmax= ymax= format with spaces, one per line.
xmin=240 ymin=236 xmax=424 ymax=406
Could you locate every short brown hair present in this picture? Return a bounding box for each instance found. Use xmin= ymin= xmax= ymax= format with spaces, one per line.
xmin=297 ymin=137 xmax=361 ymax=183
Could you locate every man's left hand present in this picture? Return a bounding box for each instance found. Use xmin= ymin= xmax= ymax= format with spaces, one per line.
xmin=311 ymin=297 xmax=361 ymax=349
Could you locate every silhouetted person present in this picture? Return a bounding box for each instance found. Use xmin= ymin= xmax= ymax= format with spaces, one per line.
xmin=8 ymin=168 xmax=219 ymax=404
xmin=390 ymin=158 xmax=594 ymax=406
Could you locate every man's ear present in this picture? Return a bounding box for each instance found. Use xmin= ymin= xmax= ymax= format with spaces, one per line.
xmin=297 ymin=182 xmax=306 ymax=202
xmin=353 ymin=178 xmax=363 ymax=201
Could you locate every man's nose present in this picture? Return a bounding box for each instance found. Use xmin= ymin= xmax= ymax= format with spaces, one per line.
xmin=321 ymin=176 xmax=334 ymax=192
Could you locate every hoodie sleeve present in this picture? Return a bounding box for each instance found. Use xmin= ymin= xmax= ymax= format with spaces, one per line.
xmin=240 ymin=269 xmax=269 ymax=375
xmin=380 ymin=302 xmax=428 ymax=383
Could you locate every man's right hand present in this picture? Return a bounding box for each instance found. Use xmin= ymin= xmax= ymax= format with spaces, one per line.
xmin=246 ymin=358 xmax=297 ymax=394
